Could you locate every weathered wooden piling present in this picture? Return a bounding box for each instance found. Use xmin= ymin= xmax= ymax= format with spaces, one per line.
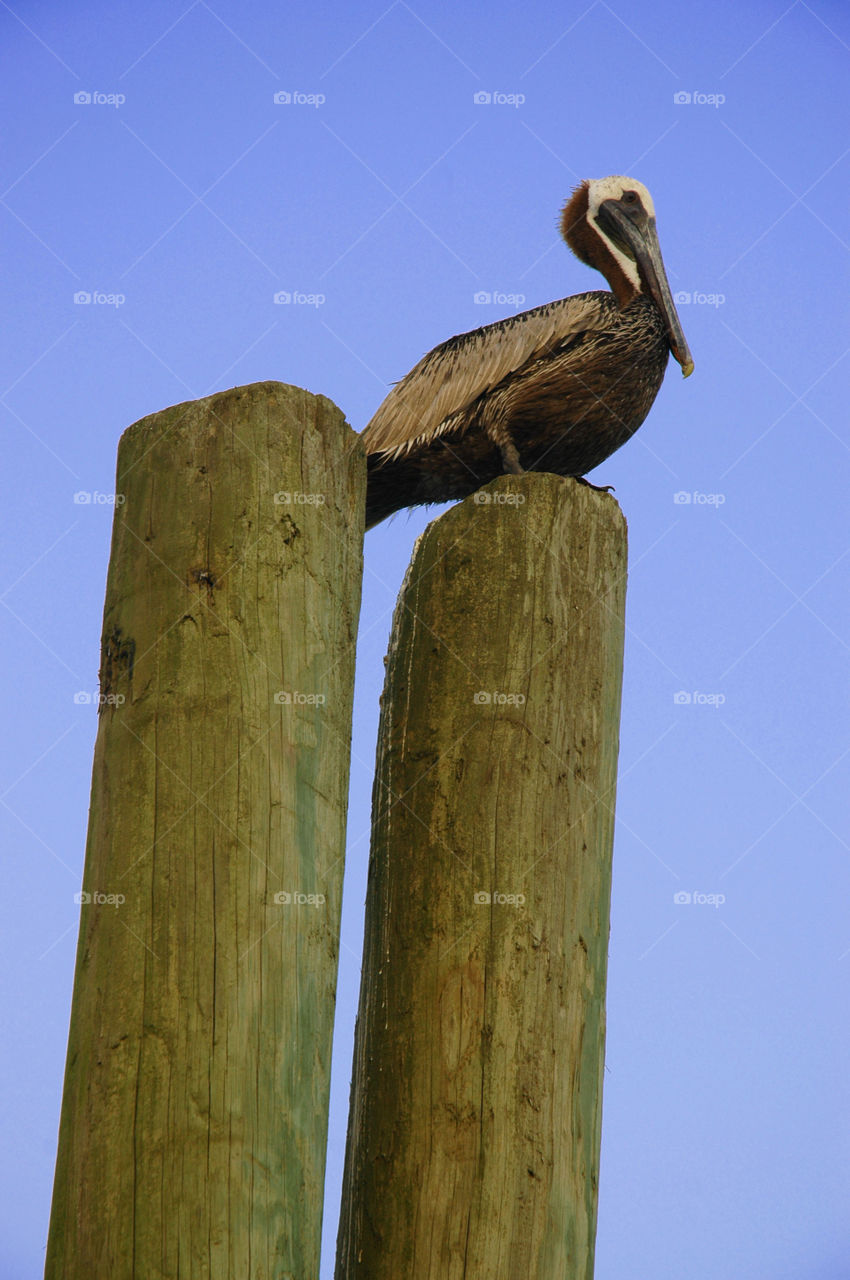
xmin=336 ymin=473 xmax=627 ymax=1279
xmin=45 ymin=382 xmax=364 ymax=1280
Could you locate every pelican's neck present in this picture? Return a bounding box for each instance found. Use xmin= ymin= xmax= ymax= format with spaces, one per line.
xmin=560 ymin=182 xmax=641 ymax=308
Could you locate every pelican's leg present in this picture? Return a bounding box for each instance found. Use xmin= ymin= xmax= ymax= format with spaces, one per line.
xmin=483 ymin=410 xmax=524 ymax=475
xmin=499 ymin=440 xmax=525 ymax=476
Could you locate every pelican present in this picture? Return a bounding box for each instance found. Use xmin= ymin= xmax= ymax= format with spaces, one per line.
xmin=363 ymin=175 xmax=693 ymax=529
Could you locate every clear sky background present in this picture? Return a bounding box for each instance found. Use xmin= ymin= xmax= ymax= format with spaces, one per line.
xmin=2 ymin=1 xmax=849 ymax=1276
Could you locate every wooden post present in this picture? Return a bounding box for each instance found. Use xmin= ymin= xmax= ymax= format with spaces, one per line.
xmin=336 ymin=474 xmax=626 ymax=1279
xmin=45 ymin=382 xmax=364 ymax=1280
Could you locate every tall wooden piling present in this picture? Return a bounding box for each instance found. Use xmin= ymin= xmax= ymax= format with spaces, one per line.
xmin=45 ymin=382 xmax=364 ymax=1280
xmin=336 ymin=474 xmax=627 ymax=1279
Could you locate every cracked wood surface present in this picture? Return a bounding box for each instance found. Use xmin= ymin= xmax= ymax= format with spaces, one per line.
xmin=337 ymin=473 xmax=626 ymax=1280
xmin=45 ymin=381 xmax=364 ymax=1280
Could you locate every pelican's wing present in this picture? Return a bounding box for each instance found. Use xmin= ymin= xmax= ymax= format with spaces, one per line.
xmin=362 ymin=292 xmax=609 ymax=458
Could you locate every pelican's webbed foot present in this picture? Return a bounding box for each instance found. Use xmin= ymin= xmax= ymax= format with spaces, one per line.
xmin=574 ymin=475 xmax=615 ymax=493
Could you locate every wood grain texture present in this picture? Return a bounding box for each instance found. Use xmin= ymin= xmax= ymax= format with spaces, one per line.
xmin=45 ymin=382 xmax=364 ymax=1280
xmin=337 ymin=473 xmax=626 ymax=1279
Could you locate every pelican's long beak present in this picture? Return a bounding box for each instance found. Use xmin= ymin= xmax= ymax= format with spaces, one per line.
xmin=599 ymin=201 xmax=695 ymax=378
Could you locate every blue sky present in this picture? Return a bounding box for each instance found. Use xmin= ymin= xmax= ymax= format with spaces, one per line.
xmin=2 ymin=1 xmax=849 ymax=1275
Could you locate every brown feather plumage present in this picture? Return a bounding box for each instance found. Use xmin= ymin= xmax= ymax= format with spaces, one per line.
xmin=362 ymin=177 xmax=691 ymax=529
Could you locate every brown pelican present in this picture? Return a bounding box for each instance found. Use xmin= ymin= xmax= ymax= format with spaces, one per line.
xmin=363 ymin=176 xmax=693 ymax=529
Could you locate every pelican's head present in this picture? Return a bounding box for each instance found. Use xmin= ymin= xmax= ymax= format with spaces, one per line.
xmin=561 ymin=176 xmax=694 ymax=377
